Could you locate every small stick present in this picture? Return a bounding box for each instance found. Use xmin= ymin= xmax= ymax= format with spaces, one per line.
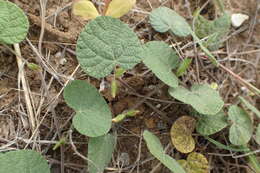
xmin=14 ymin=43 xmax=36 ymax=130
xmin=219 ymin=63 xmax=260 ymax=96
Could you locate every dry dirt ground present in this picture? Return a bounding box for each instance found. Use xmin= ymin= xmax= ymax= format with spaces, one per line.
xmin=0 ymin=0 xmax=260 ymax=173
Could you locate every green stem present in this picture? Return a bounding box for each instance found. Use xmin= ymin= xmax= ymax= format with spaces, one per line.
xmin=214 ymin=0 xmax=225 ymax=13
xmin=190 ymin=31 xmax=218 ymax=66
xmin=243 ymin=146 xmax=260 ymax=172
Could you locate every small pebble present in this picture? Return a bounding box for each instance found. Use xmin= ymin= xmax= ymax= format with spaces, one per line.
xmin=231 ymin=13 xmax=249 ymax=28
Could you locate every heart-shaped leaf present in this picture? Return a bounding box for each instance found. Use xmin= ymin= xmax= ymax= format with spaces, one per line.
xmin=178 ymin=152 xmax=209 ymax=173
xmin=105 ymin=0 xmax=136 ymax=18
xmin=196 ymin=111 xmax=229 ymax=135
xmin=170 ymin=116 xmax=196 ymax=153
xmin=169 ymin=84 xmax=224 ymax=115
xmin=72 ymin=0 xmax=100 ymax=20
xmin=149 ymin=7 xmax=191 ymax=37
xmin=0 ymin=0 xmax=29 ymax=44
xmin=195 ymin=13 xmax=231 ymax=50
xmin=228 ymin=105 xmax=253 ymax=145
xmin=64 ymin=80 xmax=112 ymax=137
xmin=143 ymin=130 xmax=186 ymax=173
xmin=76 ymin=16 xmax=142 ymax=79
xmin=142 ymin=41 xmax=179 ymax=88
xmin=88 ymin=134 xmax=115 ymax=173
xmin=0 ymin=150 xmax=50 ymax=173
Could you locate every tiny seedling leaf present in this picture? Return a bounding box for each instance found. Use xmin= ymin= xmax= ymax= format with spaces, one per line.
xmin=142 ymin=41 xmax=179 ymax=88
xmin=239 ymin=96 xmax=260 ymax=119
xmin=63 ymin=80 xmax=112 ymax=137
xmin=169 ymin=84 xmax=224 ymax=115
xmin=196 ymin=111 xmax=229 ymax=135
xmin=0 ymin=150 xmax=50 ymax=173
xmin=88 ymin=134 xmax=115 ymax=173
xmin=76 ymin=16 xmax=142 ymax=78
xmin=72 ymin=0 xmax=100 ymax=20
xmin=105 ymin=0 xmax=136 ymax=18
xmin=0 ymin=0 xmax=29 ymax=44
xmin=149 ymin=7 xmax=191 ymax=37
xmin=228 ymin=105 xmax=253 ymax=145
xmin=256 ymin=123 xmax=260 ymax=145
xmin=195 ymin=13 xmax=231 ymax=50
xmin=143 ymin=130 xmax=186 ymax=173
xmin=176 ymin=58 xmax=192 ymax=77
xmin=170 ymin=116 xmax=196 ymax=153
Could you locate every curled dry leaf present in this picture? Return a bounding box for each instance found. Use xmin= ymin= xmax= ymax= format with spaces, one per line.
xmin=105 ymin=0 xmax=136 ymax=18
xmin=73 ymin=0 xmax=100 ymax=20
xmin=170 ymin=116 xmax=196 ymax=153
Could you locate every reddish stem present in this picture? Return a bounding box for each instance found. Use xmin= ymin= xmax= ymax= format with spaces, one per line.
xmin=102 ymin=0 xmax=111 ymax=15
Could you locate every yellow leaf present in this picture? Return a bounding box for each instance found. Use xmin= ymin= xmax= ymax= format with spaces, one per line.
xmin=105 ymin=0 xmax=136 ymax=18
xmin=178 ymin=152 xmax=209 ymax=173
xmin=73 ymin=0 xmax=100 ymax=20
xmin=187 ymin=152 xmax=209 ymax=173
xmin=170 ymin=116 xmax=196 ymax=153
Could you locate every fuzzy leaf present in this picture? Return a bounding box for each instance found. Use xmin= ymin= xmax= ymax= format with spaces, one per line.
xmin=228 ymin=105 xmax=253 ymax=145
xmin=169 ymin=84 xmax=224 ymax=115
xmin=0 ymin=150 xmax=50 ymax=173
xmin=256 ymin=124 xmax=260 ymax=145
xmin=143 ymin=130 xmax=186 ymax=173
xmin=63 ymin=80 xmax=112 ymax=137
xmin=142 ymin=41 xmax=179 ymax=88
xmin=0 ymin=0 xmax=29 ymax=44
xmin=195 ymin=14 xmax=231 ymax=50
xmin=105 ymin=0 xmax=136 ymax=18
xmin=196 ymin=111 xmax=229 ymax=135
xmin=170 ymin=116 xmax=196 ymax=153
xmin=149 ymin=7 xmax=191 ymax=37
xmin=88 ymin=134 xmax=115 ymax=173
xmin=76 ymin=16 xmax=142 ymax=78
xmin=72 ymin=0 xmax=100 ymax=20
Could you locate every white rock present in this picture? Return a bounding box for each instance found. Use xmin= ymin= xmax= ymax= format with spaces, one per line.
xmin=231 ymin=13 xmax=249 ymax=28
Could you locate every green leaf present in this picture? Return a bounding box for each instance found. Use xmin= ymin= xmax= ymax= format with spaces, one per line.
xmin=169 ymin=84 xmax=224 ymax=115
xmin=88 ymin=134 xmax=115 ymax=173
xmin=142 ymin=41 xmax=179 ymax=88
xmin=176 ymin=58 xmax=192 ymax=77
xmin=239 ymin=96 xmax=260 ymax=119
xmin=76 ymin=16 xmax=142 ymax=79
xmin=196 ymin=111 xmax=229 ymax=135
xmin=0 ymin=0 xmax=29 ymax=44
xmin=0 ymin=150 xmax=50 ymax=173
xmin=63 ymin=80 xmax=112 ymax=137
xmin=149 ymin=7 xmax=191 ymax=37
xmin=194 ymin=13 xmax=231 ymax=50
xmin=143 ymin=130 xmax=186 ymax=173
xmin=255 ymin=123 xmax=260 ymax=145
xmin=228 ymin=105 xmax=253 ymax=145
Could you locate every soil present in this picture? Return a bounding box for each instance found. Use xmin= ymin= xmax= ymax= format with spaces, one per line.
xmin=0 ymin=0 xmax=260 ymax=173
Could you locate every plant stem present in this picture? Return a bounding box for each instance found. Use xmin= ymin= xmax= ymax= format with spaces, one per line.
xmin=14 ymin=43 xmax=36 ymax=130
xmin=191 ymin=31 xmax=218 ymax=66
xmin=102 ymin=0 xmax=111 ymax=15
xmin=214 ymin=0 xmax=225 ymax=13
xmin=219 ymin=63 xmax=260 ymax=96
